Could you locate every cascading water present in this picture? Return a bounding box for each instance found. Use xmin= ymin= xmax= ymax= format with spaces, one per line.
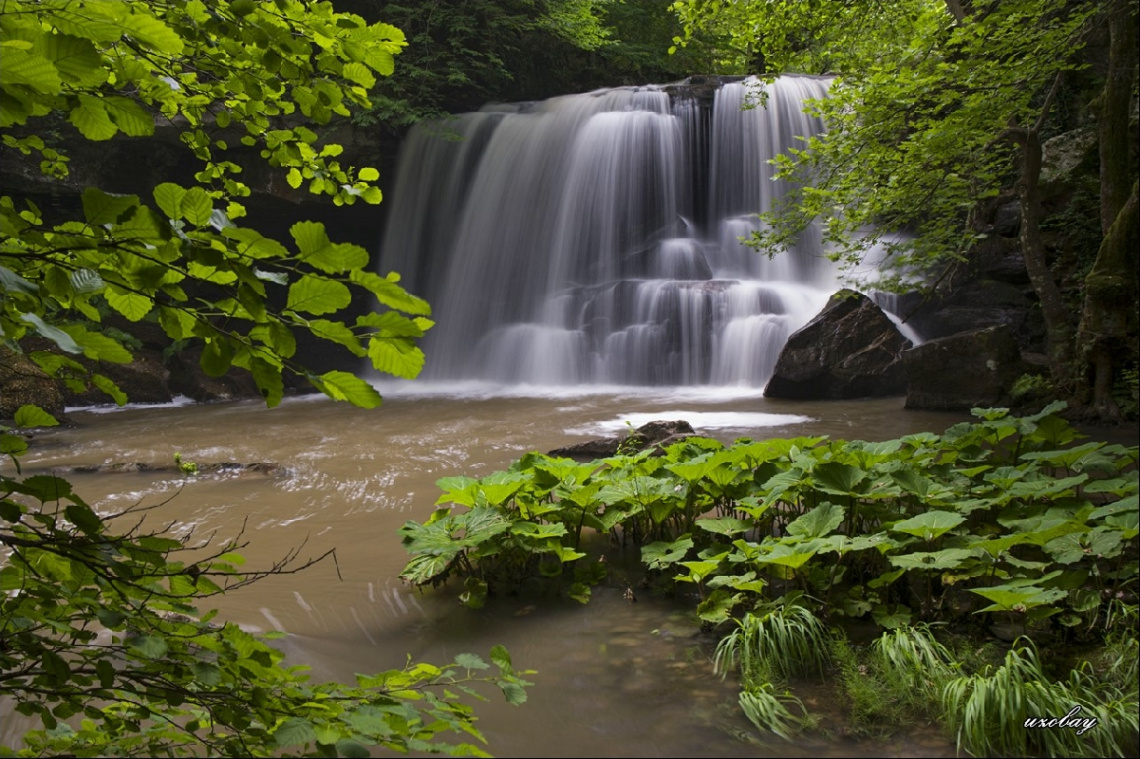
xmin=378 ymin=75 xmax=840 ymax=388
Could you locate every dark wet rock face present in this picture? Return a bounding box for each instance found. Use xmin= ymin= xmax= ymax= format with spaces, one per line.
xmin=903 ymin=325 xmax=1025 ymax=411
xmin=764 ymin=290 xmax=911 ymax=400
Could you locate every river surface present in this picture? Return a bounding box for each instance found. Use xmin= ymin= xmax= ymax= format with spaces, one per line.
xmin=14 ymin=385 xmax=971 ymax=757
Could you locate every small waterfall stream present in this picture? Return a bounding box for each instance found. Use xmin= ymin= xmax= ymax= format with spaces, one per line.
xmin=379 ymin=76 xmax=839 ymax=388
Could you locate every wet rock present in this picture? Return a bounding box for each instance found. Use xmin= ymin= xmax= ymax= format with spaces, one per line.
xmin=64 ymin=461 xmax=285 ymax=476
xmin=0 ymin=346 xmax=66 ymax=420
xmin=549 ymin=420 xmax=695 ymax=461
xmin=905 ymin=279 xmax=1041 ymax=351
xmin=166 ymin=347 xmax=260 ymax=403
xmin=764 ymin=290 xmax=911 ymax=400
xmin=904 ymin=325 xmax=1025 ymax=411
xmin=61 ymin=350 xmax=173 ymax=407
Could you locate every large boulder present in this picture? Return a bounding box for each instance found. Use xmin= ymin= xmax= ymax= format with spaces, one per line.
xmin=763 ymin=290 xmax=911 ymax=400
xmin=903 ymin=325 xmax=1024 ymax=410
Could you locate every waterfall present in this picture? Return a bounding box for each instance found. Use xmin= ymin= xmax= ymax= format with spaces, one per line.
xmin=378 ymin=76 xmax=839 ymax=388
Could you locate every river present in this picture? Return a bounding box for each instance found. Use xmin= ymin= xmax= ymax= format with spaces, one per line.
xmin=13 ymin=385 xmax=970 ymax=757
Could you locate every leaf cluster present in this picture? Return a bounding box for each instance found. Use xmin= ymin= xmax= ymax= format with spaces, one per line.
xmin=2 ymin=0 xmax=430 ymax=408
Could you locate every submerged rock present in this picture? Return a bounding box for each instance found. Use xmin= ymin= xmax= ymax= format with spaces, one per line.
xmin=763 ymin=290 xmax=911 ymax=400
xmin=549 ymin=420 xmax=695 ymax=461
xmin=64 ymin=461 xmax=285 ymax=476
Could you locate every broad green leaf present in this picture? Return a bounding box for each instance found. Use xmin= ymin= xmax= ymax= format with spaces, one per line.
xmin=181 ymin=187 xmax=213 ymax=226
xmin=367 ymin=335 xmax=424 ymax=379
xmin=454 ymin=653 xmax=489 ymax=671
xmin=0 ymin=47 xmax=62 ymax=93
xmin=812 ymin=461 xmax=866 ymax=494
xmin=785 ymin=502 xmax=844 ymax=539
xmin=82 ymin=187 xmax=139 ymax=224
xmin=92 ymin=373 xmax=128 ymax=405
xmin=69 ymin=93 xmax=117 ymax=140
xmin=350 ymin=270 xmax=431 ymax=315
xmin=888 ymin=548 xmax=974 ymax=571
xmin=273 ymin=717 xmax=317 ymax=748
xmin=127 ymin=634 xmax=169 ymax=660
xmin=641 ymin=535 xmax=693 ymax=569
xmin=102 ymin=95 xmax=153 ymax=136
xmin=119 ymin=11 xmax=185 ymax=54
xmin=105 ymin=288 xmax=153 ymax=321
xmin=251 ymin=357 xmax=284 ymax=407
xmin=315 ymin=370 xmax=381 ymax=408
xmin=13 ymin=405 xmax=59 ymax=428
xmin=153 ymin=183 xmax=186 ymax=218
xmin=20 ymin=313 xmax=81 ymax=353
xmin=287 ymin=275 xmax=351 ymax=315
xmin=890 ymin=511 xmax=964 ymax=541
xmin=59 ymin=324 xmax=132 ymax=363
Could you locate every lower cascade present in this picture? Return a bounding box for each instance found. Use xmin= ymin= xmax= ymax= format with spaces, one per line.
xmin=379 ymin=75 xmax=849 ymax=388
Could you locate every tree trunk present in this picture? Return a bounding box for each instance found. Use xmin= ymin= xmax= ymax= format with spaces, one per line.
xmin=1077 ymin=181 xmax=1139 ymax=419
xmin=1098 ymin=1 xmax=1137 ymax=236
xmin=1074 ymin=1 xmax=1139 ymax=419
xmin=1007 ymin=74 xmax=1074 ymax=387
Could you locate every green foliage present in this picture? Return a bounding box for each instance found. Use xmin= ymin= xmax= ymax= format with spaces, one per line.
xmin=1 ymin=0 xmax=431 ymax=408
xmin=1 ymin=2 xmax=534 ymax=755
xmin=399 ymin=405 xmax=1138 ymax=749
xmin=942 ymin=638 xmax=1139 ymax=757
xmin=669 ymin=0 xmax=1101 ymax=285
xmin=401 ymin=403 xmax=1138 ymax=635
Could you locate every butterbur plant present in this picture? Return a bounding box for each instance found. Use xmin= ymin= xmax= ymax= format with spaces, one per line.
xmin=398 ymin=403 xmax=1138 ymax=751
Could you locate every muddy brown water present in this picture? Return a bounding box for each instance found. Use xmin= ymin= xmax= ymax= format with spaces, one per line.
xmin=9 ymin=386 xmax=973 ymax=757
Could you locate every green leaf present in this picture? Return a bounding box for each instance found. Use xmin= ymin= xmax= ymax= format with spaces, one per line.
xmin=82 ymin=187 xmax=140 ymax=225
xmin=251 ymin=357 xmax=284 ymax=407
xmin=287 ymin=275 xmax=352 ymax=315
xmin=367 ymin=335 xmax=425 ymax=379
xmin=273 ymin=717 xmax=316 ymax=748
xmin=0 ymin=47 xmax=62 ymax=93
xmin=454 ymin=653 xmax=489 ymax=670
xmin=13 ymin=405 xmax=59 ymax=428
xmin=20 ymin=313 xmax=81 ymax=353
xmin=181 ymin=187 xmax=213 ymax=226
xmin=786 ymin=502 xmax=844 ymax=539
xmin=70 ymin=93 xmax=118 ymax=140
xmin=153 ymin=183 xmax=186 ymax=218
xmin=64 ymin=503 xmax=102 ymax=535
xmin=314 ymin=370 xmax=381 ymax=408
xmin=201 ymin=338 xmax=234 ymax=377
xmin=888 ymin=548 xmax=975 ymax=571
xmin=119 ymin=11 xmax=185 ymax=54
xmin=890 ymin=511 xmax=965 ymax=541
xmin=105 ymin=288 xmax=153 ymax=321
xmin=127 ymin=634 xmax=169 ymax=660
xmin=335 ymin=740 xmax=371 ymax=759
xmin=59 ymin=324 xmax=132 ymax=363
xmin=92 ymin=373 xmax=128 ymax=405
xmin=102 ymin=96 xmax=153 ymax=136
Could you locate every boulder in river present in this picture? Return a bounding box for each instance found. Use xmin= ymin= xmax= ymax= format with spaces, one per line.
xmin=763 ymin=290 xmax=911 ymax=400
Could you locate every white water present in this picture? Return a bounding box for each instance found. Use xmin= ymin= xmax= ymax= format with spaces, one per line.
xmin=379 ymin=76 xmax=841 ymax=388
